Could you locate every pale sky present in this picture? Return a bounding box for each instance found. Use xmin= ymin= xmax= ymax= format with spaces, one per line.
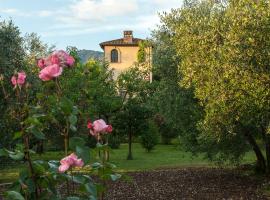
xmin=0 ymin=0 xmax=182 ymax=51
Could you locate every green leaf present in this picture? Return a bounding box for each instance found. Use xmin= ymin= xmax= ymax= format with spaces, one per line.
xmin=72 ymin=106 xmax=79 ymax=115
xmin=66 ymin=197 xmax=81 ymax=200
xmin=70 ymin=124 xmax=77 ymax=132
xmin=0 ymin=148 xmax=8 ymax=157
xmin=59 ymin=97 xmax=73 ymax=115
xmin=33 ymin=161 xmax=46 ymax=174
xmin=69 ymin=115 xmax=77 ymax=125
xmin=9 ymin=151 xmax=24 ymax=161
xmin=72 ymin=175 xmax=86 ymax=184
xmin=48 ymin=160 xmax=59 ymax=171
xmin=5 ymin=191 xmax=25 ymax=200
xmin=110 ymin=173 xmax=121 ymax=181
xmin=91 ymin=162 xmax=102 ymax=169
xmin=84 ymin=182 xmax=97 ymax=197
xmin=13 ymin=131 xmax=23 ymax=140
xmin=76 ymin=146 xmax=91 ymax=164
xmin=19 ymin=169 xmax=29 ymax=181
xmin=25 ymin=178 xmax=36 ymax=193
xmin=88 ymin=196 xmax=97 ymax=200
xmin=69 ymin=137 xmax=86 ymax=150
xmin=32 ymin=113 xmax=46 ymax=118
xmin=32 ymin=129 xmax=45 ymax=140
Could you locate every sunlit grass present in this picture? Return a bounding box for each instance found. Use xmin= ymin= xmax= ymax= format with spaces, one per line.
xmin=0 ymin=143 xmax=257 ymax=183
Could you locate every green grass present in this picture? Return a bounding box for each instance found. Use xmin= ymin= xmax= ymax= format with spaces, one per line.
xmin=109 ymin=143 xmax=211 ymax=171
xmin=0 ymin=143 xmax=257 ymax=183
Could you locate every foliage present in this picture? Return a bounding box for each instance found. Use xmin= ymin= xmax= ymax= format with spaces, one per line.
xmin=137 ymin=41 xmax=147 ymax=63
xmin=160 ymin=0 xmax=270 ymax=172
xmin=157 ymin=121 xmax=177 ymax=145
xmin=108 ymin=134 xmax=121 ymax=149
xmin=140 ymin=121 xmax=159 ymax=152
xmin=117 ymin=65 xmax=153 ymax=159
xmin=151 ymin=19 xmax=202 ymax=151
xmin=0 ymin=20 xmax=26 ymax=149
xmin=0 ymin=45 xmax=122 ymax=199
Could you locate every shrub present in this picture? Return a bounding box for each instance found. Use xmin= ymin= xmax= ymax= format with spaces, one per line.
xmin=108 ymin=134 xmax=121 ymax=149
xmin=140 ymin=121 xmax=159 ymax=152
xmin=159 ymin=123 xmax=177 ymax=145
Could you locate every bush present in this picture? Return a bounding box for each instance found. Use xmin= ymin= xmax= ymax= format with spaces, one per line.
xmin=108 ymin=134 xmax=121 ymax=149
xmin=159 ymin=123 xmax=177 ymax=145
xmin=140 ymin=121 xmax=159 ymax=152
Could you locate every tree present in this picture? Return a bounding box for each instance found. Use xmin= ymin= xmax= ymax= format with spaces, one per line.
xmin=0 ymin=20 xmax=26 ymax=149
xmin=140 ymin=120 xmax=159 ymax=152
xmin=162 ymin=0 xmax=270 ymax=172
xmin=151 ymin=20 xmax=202 ymax=152
xmin=117 ymin=65 xmax=152 ymax=159
xmin=115 ymin=98 xmax=150 ymax=159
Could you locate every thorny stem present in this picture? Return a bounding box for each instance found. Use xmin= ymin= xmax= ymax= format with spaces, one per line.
xmin=55 ymin=78 xmax=62 ymax=97
xmin=1 ymin=82 xmax=9 ymax=100
xmin=64 ymin=119 xmax=69 ymax=156
xmin=100 ymin=149 xmax=106 ymax=200
xmin=24 ymin=134 xmax=38 ymax=200
xmin=71 ymin=167 xmax=75 ymax=194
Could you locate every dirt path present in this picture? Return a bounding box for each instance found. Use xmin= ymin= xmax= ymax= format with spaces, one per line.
xmin=105 ymin=168 xmax=268 ymax=200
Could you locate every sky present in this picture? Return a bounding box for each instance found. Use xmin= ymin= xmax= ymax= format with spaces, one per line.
xmin=0 ymin=0 xmax=182 ymax=51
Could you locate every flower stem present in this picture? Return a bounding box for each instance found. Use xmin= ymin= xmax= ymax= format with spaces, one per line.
xmin=24 ymin=134 xmax=38 ymax=199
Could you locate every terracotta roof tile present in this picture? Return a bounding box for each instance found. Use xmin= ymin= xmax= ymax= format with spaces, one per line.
xmin=99 ymin=38 xmax=144 ymax=49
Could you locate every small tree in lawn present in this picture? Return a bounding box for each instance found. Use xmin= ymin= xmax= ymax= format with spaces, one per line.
xmin=115 ymin=98 xmax=150 ymax=160
xmin=140 ymin=120 xmax=159 ymax=152
xmin=117 ymin=65 xmax=151 ymax=160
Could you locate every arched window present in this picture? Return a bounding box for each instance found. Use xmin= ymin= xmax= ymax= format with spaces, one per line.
xmin=111 ymin=49 xmax=118 ymax=63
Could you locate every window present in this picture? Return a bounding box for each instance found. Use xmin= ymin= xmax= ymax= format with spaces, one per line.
xmin=111 ymin=49 xmax=118 ymax=63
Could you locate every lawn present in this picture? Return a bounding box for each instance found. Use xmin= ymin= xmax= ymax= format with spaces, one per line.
xmin=0 ymin=143 xmax=257 ymax=183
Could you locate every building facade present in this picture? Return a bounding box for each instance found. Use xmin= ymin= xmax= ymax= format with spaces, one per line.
xmin=100 ymin=31 xmax=152 ymax=80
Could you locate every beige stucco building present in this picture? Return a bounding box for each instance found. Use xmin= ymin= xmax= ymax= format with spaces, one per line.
xmin=100 ymin=31 xmax=152 ymax=80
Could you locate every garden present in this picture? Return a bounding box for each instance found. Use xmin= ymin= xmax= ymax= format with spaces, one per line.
xmin=1 ymin=0 xmax=270 ymax=199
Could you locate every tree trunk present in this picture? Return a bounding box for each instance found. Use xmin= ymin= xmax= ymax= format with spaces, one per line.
xmin=36 ymin=141 xmax=44 ymax=155
xmin=244 ymin=130 xmax=266 ymax=173
xmin=264 ymin=135 xmax=270 ymax=173
xmin=127 ymin=131 xmax=133 ymax=160
xmin=261 ymin=124 xmax=270 ymax=173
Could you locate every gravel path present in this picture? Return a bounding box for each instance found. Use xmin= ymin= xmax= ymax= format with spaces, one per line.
xmin=0 ymin=167 xmax=268 ymax=199
xmin=105 ymin=168 xmax=268 ymax=200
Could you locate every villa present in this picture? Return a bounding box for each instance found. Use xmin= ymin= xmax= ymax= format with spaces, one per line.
xmin=99 ymin=30 xmax=152 ymax=80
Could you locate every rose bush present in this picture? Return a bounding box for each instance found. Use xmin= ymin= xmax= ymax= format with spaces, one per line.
xmin=0 ymin=50 xmax=121 ymax=200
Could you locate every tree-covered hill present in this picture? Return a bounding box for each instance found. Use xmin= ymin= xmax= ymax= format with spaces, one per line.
xmin=77 ymin=49 xmax=103 ymax=63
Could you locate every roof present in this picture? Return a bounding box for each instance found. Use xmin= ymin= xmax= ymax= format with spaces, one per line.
xmin=99 ymin=38 xmax=144 ymax=49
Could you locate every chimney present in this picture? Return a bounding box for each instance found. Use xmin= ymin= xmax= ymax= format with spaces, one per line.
xmin=123 ymin=30 xmax=133 ymax=43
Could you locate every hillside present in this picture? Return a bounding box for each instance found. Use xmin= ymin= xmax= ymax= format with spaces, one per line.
xmin=78 ymin=49 xmax=103 ymax=63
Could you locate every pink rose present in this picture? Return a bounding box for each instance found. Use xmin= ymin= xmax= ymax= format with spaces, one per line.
xmin=39 ymin=64 xmax=63 ymax=81
xmin=37 ymin=50 xmax=75 ymax=70
xmin=88 ymin=119 xmax=113 ymax=137
xmin=87 ymin=121 xmax=93 ymax=129
xmin=106 ymin=125 xmax=113 ymax=133
xmin=53 ymin=50 xmax=75 ymax=67
xmin=93 ymin=119 xmax=109 ymax=133
xmin=11 ymin=76 xmax=17 ymax=86
xmin=50 ymin=55 xmax=60 ymax=65
xmin=17 ymin=72 xmax=26 ymax=86
xmin=37 ymin=59 xmax=45 ymax=69
xmin=66 ymin=55 xmax=75 ymax=67
xmin=58 ymin=153 xmax=84 ymax=173
xmin=11 ymin=71 xmax=26 ymax=87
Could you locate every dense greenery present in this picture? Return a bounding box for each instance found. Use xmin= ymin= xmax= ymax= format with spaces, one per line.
xmin=156 ymin=0 xmax=270 ymax=172
xmin=1 ymin=2 xmax=270 ymax=198
xmin=140 ymin=121 xmax=159 ymax=152
xmin=151 ymin=23 xmax=202 ymax=151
